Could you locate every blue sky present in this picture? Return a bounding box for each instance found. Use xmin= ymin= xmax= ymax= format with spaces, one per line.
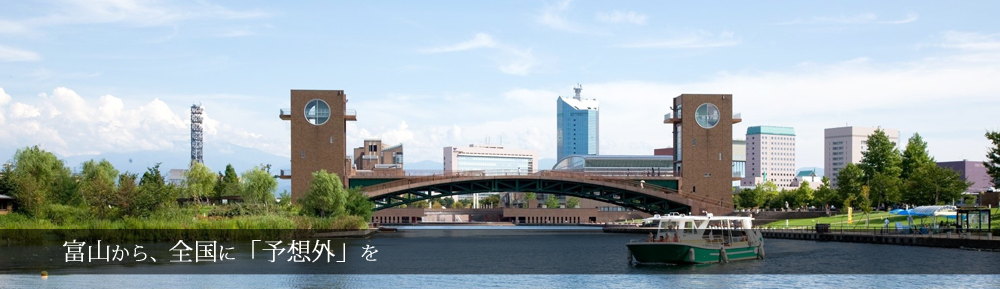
xmin=1 ymin=0 xmax=1000 ymax=172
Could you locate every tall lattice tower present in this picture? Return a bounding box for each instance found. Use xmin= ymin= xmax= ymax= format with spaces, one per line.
xmin=190 ymin=104 xmax=204 ymax=164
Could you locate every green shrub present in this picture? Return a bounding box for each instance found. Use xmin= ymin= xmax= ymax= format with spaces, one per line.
xmin=43 ymin=204 xmax=92 ymax=225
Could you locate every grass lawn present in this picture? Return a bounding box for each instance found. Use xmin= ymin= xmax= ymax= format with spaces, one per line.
xmin=763 ymin=208 xmax=1000 ymax=230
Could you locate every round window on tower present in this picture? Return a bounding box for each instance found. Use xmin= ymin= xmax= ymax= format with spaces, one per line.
xmin=694 ymin=103 xmax=720 ymax=129
xmin=304 ymin=99 xmax=330 ymax=125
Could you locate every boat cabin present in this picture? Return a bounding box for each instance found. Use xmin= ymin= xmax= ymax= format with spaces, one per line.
xmin=646 ymin=213 xmax=754 ymax=245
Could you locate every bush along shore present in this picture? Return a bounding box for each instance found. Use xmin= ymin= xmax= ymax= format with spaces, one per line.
xmin=0 ymin=146 xmax=374 ymax=242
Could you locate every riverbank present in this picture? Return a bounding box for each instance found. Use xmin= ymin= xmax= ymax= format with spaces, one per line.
xmin=601 ymin=225 xmax=1000 ymax=251
xmin=761 ymin=228 xmax=1000 ymax=251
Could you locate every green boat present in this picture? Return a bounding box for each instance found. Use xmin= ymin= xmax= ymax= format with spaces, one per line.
xmin=626 ymin=213 xmax=764 ymax=265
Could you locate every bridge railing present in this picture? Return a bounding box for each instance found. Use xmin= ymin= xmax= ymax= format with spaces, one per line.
xmin=361 ymin=170 xmax=682 ymax=196
xmin=359 ymin=170 xmax=536 ymax=193
xmin=361 ymin=169 xmax=730 ymax=211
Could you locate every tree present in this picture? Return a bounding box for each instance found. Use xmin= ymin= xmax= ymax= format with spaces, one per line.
xmin=869 ymin=172 xmax=902 ymax=207
xmin=134 ymin=163 xmax=174 ymax=216
xmin=79 ymin=159 xmax=119 ymax=218
xmin=186 ymin=162 xmax=215 ymax=203
xmin=523 ymin=192 xmax=537 ymax=208
xmin=544 ymin=194 xmax=559 ymax=208
xmin=432 ymin=201 xmax=443 ymax=209
xmin=859 ymin=128 xmax=903 ymax=180
xmin=858 ymin=186 xmax=873 ymax=225
xmin=217 ymin=164 xmax=241 ymax=198
xmin=8 ymin=146 xmax=71 ymax=216
xmin=479 ymin=194 xmax=500 ymax=208
xmin=858 ymin=128 xmax=903 ymax=207
xmin=793 ymin=181 xmax=814 ymax=209
xmin=736 ymin=188 xmax=765 ymax=209
xmin=900 ymin=133 xmax=934 ymax=180
xmin=837 ymin=163 xmax=865 ymax=206
xmin=566 ymin=197 xmax=580 ymax=208
xmin=344 ymin=187 xmax=374 ymax=220
xmin=277 ymin=190 xmax=292 ymax=208
xmin=115 ymin=172 xmax=139 ymax=217
xmin=411 ymin=200 xmax=429 ymax=208
xmin=813 ymin=176 xmax=840 ymax=208
xmin=435 ymin=197 xmax=455 ymax=208
xmin=241 ymin=166 xmax=278 ymax=205
xmin=300 ymin=170 xmax=347 ymax=217
xmin=905 ymin=163 xmax=972 ymax=205
xmin=986 ymin=131 xmax=1000 ymax=188
xmin=0 ymin=165 xmax=18 ymax=203
xmin=758 ymin=181 xmax=780 ymax=209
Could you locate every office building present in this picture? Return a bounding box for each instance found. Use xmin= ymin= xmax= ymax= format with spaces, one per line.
xmin=742 ymin=126 xmax=797 ymax=189
xmin=824 ymin=126 xmax=898 ymax=187
xmin=937 ymin=160 xmax=993 ymax=193
xmin=556 ymin=84 xmax=599 ymax=161
xmin=444 ymin=144 xmax=538 ymax=208
xmin=352 ymin=139 xmax=404 ymax=171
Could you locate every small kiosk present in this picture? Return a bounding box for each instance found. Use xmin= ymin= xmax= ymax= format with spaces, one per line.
xmin=955 ymin=206 xmax=992 ymax=233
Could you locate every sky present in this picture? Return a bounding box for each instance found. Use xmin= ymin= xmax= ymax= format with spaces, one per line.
xmin=1 ymin=0 xmax=1000 ymax=172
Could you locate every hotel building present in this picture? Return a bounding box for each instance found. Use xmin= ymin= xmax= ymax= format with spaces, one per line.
xmin=742 ymin=126 xmax=797 ymax=189
xmin=824 ymin=126 xmax=898 ymax=187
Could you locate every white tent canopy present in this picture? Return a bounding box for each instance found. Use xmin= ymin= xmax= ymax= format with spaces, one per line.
xmin=909 ymin=205 xmax=957 ymax=217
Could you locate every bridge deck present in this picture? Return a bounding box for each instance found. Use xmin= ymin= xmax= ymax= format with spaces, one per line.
xmin=359 ymin=171 xmax=726 ymax=214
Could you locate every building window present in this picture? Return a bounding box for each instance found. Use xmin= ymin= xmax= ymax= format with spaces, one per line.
xmin=304 ymin=99 xmax=330 ymax=125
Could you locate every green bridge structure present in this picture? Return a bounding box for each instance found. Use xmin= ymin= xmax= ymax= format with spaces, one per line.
xmin=350 ymin=171 xmax=726 ymax=215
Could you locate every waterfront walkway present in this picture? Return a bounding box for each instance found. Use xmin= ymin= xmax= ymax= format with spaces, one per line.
xmin=602 ymin=225 xmax=1000 ymax=251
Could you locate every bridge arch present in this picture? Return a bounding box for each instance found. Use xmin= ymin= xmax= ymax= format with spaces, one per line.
xmin=362 ymin=173 xmax=724 ymax=214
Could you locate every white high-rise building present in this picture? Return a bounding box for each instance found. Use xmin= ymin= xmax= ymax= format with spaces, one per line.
xmin=824 ymin=126 xmax=899 ymax=187
xmin=742 ymin=126 xmax=797 ymax=188
xmin=443 ymin=144 xmax=538 ymax=208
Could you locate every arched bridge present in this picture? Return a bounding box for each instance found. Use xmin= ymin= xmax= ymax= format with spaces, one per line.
xmin=360 ymin=171 xmax=726 ymax=215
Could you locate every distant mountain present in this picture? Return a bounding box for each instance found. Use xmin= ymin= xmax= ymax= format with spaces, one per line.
xmin=539 ymin=158 xmax=557 ymax=170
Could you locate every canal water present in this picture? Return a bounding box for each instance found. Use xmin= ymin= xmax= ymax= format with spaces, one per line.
xmin=2 ymin=226 xmax=999 ymax=288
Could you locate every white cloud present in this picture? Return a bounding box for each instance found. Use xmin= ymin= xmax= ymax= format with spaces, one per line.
xmin=775 ymin=12 xmax=918 ymax=25
xmin=940 ymin=31 xmax=1000 ymax=51
xmin=0 ymin=44 xmax=41 ymax=61
xmin=421 ymin=33 xmax=537 ymax=75
xmin=0 ymin=20 xmax=29 ymax=34
xmin=619 ymin=30 xmax=739 ymax=49
xmin=420 ymin=33 xmax=497 ymax=53
xmin=573 ymin=54 xmax=1000 ymax=169
xmin=0 ymin=87 xmax=288 ymax=158
xmin=537 ymin=0 xmax=588 ymax=33
xmin=0 ymin=0 xmax=265 ymax=36
xmin=596 ymin=10 xmax=647 ymax=25
xmin=0 ymin=87 xmax=11 ymax=106
xmin=497 ymin=47 xmax=536 ymax=76
xmin=351 ymin=38 xmax=1000 ymax=170
xmin=880 ymin=12 xmax=918 ymax=24
xmin=8 ymin=102 xmax=41 ymax=119
xmin=36 ymin=0 xmax=265 ymax=26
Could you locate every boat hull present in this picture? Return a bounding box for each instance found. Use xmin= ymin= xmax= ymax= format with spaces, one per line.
xmin=626 ymin=242 xmax=760 ymax=264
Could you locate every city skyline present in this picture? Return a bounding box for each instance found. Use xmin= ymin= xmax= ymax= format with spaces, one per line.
xmin=2 ymin=1 xmax=1000 ymax=171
